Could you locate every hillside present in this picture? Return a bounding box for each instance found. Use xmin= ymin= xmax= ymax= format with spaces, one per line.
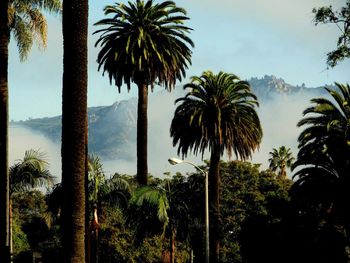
xmin=11 ymin=75 xmax=329 ymax=161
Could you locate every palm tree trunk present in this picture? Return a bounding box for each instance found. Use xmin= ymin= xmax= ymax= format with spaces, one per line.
xmin=280 ymin=161 xmax=286 ymax=178
xmin=91 ymin=207 xmax=99 ymax=263
xmin=170 ymin=228 xmax=176 ymax=263
xmin=208 ymin=148 xmax=221 ymax=263
xmin=0 ymin=1 xmax=10 ymax=261
xmin=85 ymin=116 xmax=90 ymax=263
xmin=61 ymin=0 xmax=88 ymax=261
xmin=137 ymin=82 xmax=148 ymax=185
xmin=9 ymin=199 xmax=12 ymax=261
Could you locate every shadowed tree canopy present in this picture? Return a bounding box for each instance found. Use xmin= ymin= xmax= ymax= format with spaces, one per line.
xmin=292 ymin=83 xmax=350 ymax=232
xmin=313 ymin=1 xmax=350 ymax=67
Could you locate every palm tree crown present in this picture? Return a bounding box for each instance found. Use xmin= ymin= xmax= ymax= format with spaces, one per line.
xmin=171 ymin=71 xmax=262 ymax=159
xmin=94 ymin=0 xmax=194 ymax=91
xmin=293 ymin=83 xmax=350 ymax=183
xmin=268 ymin=146 xmax=294 ymax=178
xmin=10 ymin=149 xmax=54 ymax=195
xmin=8 ymin=0 xmax=61 ymax=61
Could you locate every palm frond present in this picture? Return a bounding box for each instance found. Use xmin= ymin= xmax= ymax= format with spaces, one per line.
xmin=10 ymin=149 xmax=55 ymax=195
xmin=130 ymin=186 xmax=169 ymax=224
xmin=292 ymin=83 xmax=350 ymax=212
xmin=9 ymin=0 xmax=61 ymax=61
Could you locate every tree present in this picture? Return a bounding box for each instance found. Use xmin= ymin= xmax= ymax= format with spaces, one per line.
xmin=220 ymin=161 xmax=292 ymax=263
xmin=0 ymin=0 xmax=10 ymax=260
xmin=61 ymin=0 xmax=88 ymax=261
xmin=9 ymin=149 xmax=54 ymax=257
xmin=10 ymin=150 xmax=54 ymax=194
xmin=313 ymin=1 xmax=350 ymax=67
xmin=87 ymin=156 xmax=131 ymax=263
xmin=170 ymin=71 xmax=262 ymax=262
xmin=130 ymin=176 xmax=191 ymax=263
xmin=292 ymin=83 xmax=350 ymax=236
xmin=94 ymin=0 xmax=194 ymax=185
xmin=268 ymin=146 xmax=294 ymax=178
xmin=0 ymin=1 xmax=61 ymax=260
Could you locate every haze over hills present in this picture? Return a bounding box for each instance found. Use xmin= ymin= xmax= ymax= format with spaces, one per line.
xmin=9 ymin=75 xmax=332 ymax=177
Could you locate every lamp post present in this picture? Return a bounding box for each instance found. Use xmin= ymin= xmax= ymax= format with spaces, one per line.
xmin=168 ymin=158 xmax=209 ymax=263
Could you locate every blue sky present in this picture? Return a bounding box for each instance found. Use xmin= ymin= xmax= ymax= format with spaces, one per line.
xmin=8 ymin=0 xmax=350 ymax=121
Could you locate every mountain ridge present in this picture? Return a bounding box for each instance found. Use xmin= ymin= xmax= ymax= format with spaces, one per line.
xmin=11 ymin=75 xmax=331 ymax=161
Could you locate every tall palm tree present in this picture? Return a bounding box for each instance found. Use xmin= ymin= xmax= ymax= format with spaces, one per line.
xmin=61 ymin=0 xmax=88 ymax=261
xmin=0 ymin=1 xmax=60 ymax=260
xmin=170 ymin=71 xmax=262 ymax=263
xmin=0 ymin=0 xmax=10 ymax=260
xmin=9 ymin=149 xmax=54 ymax=257
xmin=292 ymin=83 xmax=350 ymax=232
xmin=268 ymin=146 xmax=294 ymax=178
xmin=94 ymin=0 xmax=194 ymax=185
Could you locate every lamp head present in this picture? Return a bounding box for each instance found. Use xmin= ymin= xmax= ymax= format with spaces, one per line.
xmin=168 ymin=157 xmax=183 ymax=165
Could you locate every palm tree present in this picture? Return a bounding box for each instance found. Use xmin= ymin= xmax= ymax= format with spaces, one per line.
xmin=94 ymin=0 xmax=194 ymax=185
xmin=0 ymin=1 xmax=10 ymax=260
xmin=170 ymin=71 xmax=262 ymax=263
xmin=268 ymin=146 xmax=294 ymax=178
xmin=130 ymin=177 xmax=191 ymax=263
xmin=9 ymin=149 xmax=54 ymax=257
xmin=10 ymin=149 xmax=54 ymax=194
xmin=292 ymin=83 xmax=350 ymax=232
xmin=0 ymin=1 xmax=60 ymax=260
xmin=61 ymin=0 xmax=88 ymax=261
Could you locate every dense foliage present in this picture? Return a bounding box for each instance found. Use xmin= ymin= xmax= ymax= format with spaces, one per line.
xmin=9 ymin=160 xmax=299 ymax=262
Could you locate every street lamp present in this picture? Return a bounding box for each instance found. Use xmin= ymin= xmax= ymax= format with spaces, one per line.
xmin=168 ymin=158 xmax=209 ymax=263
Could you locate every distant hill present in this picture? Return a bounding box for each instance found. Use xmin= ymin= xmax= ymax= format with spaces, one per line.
xmin=249 ymin=75 xmax=327 ymax=100
xmin=12 ymin=98 xmax=137 ymax=161
xmin=11 ymin=75 xmax=331 ymax=161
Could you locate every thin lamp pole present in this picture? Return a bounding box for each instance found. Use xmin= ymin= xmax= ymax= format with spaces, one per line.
xmin=168 ymin=158 xmax=209 ymax=263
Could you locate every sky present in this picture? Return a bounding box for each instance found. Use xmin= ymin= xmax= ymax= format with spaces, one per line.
xmin=8 ymin=0 xmax=350 ymax=121
xmin=7 ymin=0 xmax=350 ymax=178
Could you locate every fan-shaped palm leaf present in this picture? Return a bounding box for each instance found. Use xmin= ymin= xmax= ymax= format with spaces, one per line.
xmin=268 ymin=146 xmax=294 ymax=178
